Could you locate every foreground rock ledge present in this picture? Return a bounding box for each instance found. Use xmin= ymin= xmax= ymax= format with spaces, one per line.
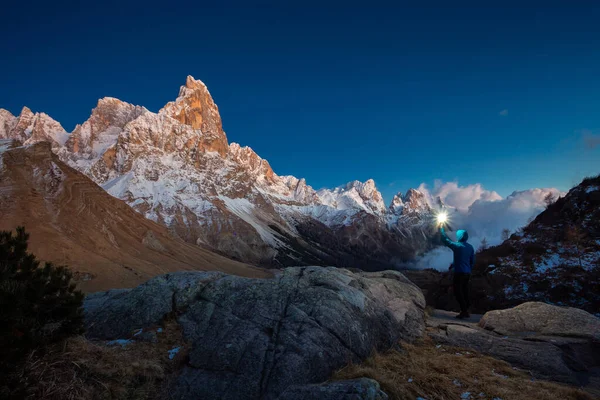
xmin=429 ymin=302 xmax=600 ymax=393
xmin=84 ymin=266 xmax=425 ymax=400
xmin=479 ymin=301 xmax=600 ymax=340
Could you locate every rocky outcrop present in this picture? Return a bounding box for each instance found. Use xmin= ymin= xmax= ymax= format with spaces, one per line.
xmin=428 ymin=302 xmax=600 ymax=393
xmin=430 ymin=323 xmax=579 ymax=384
xmin=479 ymin=302 xmax=600 ymax=340
xmin=84 ymin=267 xmax=426 ymax=400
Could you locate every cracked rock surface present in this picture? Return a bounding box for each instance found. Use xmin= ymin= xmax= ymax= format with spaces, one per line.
xmin=84 ymin=266 xmax=425 ymax=399
xmin=427 ymin=304 xmax=600 ymax=394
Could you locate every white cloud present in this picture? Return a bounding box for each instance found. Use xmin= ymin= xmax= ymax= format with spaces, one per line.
xmin=418 ymin=181 xmax=502 ymax=212
xmin=499 ymin=109 xmax=509 ymax=116
xmin=410 ymin=181 xmax=564 ymax=270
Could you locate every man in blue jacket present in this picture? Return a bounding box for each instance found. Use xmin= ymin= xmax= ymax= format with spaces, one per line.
xmin=440 ymin=225 xmax=475 ymax=319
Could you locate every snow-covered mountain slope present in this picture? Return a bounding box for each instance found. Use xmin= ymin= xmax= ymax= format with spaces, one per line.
xmin=473 ymin=175 xmax=600 ymax=313
xmin=0 ymin=76 xmax=439 ymax=269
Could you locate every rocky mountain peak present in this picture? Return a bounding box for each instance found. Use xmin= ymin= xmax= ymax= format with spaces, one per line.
xmin=389 ymin=192 xmax=404 ymax=214
xmin=346 ymin=178 xmax=373 ymax=192
xmin=92 ymin=97 xmax=147 ymax=128
xmin=184 ymin=75 xmax=208 ymax=91
xmin=347 ymin=179 xmax=383 ymax=201
xmin=402 ymin=188 xmax=431 ymax=214
xmin=353 ymin=179 xmax=386 ymax=213
xmin=159 ymin=76 xmax=228 ymax=156
xmin=18 ymin=106 xmax=34 ymax=119
xmin=281 ymin=176 xmax=319 ymax=204
xmin=228 ymin=143 xmax=276 ymax=182
xmin=27 ymin=113 xmax=69 ymax=146
xmin=0 ymin=108 xmax=15 ymax=119
xmin=64 ymin=97 xmax=146 ymax=155
xmin=293 ymin=178 xmax=311 ymax=201
xmin=0 ymin=109 xmax=17 ymax=139
xmin=317 ymin=179 xmax=386 ymax=216
xmin=0 ymin=107 xmax=67 ymax=146
xmin=10 ymin=106 xmax=36 ymax=142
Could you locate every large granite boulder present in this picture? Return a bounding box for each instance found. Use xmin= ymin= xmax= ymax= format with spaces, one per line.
xmin=429 ymin=324 xmax=578 ymax=384
xmin=478 ymin=301 xmax=600 ymax=340
xmin=428 ymin=302 xmax=600 ymax=394
xmin=84 ymin=267 xmax=426 ymax=400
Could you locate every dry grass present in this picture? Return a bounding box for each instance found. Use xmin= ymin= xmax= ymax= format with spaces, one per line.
xmin=334 ymin=336 xmax=594 ymax=400
xmin=8 ymin=321 xmax=596 ymax=400
xmin=12 ymin=320 xmax=188 ymax=400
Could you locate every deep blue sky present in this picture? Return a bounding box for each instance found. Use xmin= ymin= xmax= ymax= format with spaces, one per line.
xmin=2 ymin=1 xmax=599 ymax=202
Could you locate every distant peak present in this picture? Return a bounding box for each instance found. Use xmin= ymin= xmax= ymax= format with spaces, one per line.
xmin=401 ymin=188 xmax=431 ymax=214
xmin=98 ymin=96 xmax=126 ymax=105
xmin=185 ymin=75 xmax=207 ymax=90
xmin=345 ymin=179 xmax=376 ymax=191
xmin=363 ymin=178 xmax=376 ymax=188
xmin=0 ymin=108 xmax=15 ymax=119
xmin=19 ymin=106 xmax=33 ymax=117
xmin=389 ymin=192 xmax=404 ymax=214
xmin=92 ymin=97 xmax=146 ymax=117
xmin=403 ymin=188 xmax=424 ymax=199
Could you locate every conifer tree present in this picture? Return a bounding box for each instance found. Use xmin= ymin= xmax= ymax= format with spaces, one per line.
xmin=0 ymin=227 xmax=84 ymax=371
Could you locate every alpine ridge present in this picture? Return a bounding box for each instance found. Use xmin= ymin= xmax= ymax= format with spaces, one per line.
xmin=0 ymin=76 xmax=440 ymax=269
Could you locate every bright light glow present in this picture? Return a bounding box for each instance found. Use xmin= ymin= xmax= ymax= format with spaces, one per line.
xmin=436 ymin=212 xmax=448 ymax=224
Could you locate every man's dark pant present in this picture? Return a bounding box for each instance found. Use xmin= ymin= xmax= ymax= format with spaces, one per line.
xmin=453 ymin=273 xmax=471 ymax=313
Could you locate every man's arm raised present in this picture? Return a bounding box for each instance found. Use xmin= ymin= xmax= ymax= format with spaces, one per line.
xmin=440 ymin=226 xmax=459 ymax=250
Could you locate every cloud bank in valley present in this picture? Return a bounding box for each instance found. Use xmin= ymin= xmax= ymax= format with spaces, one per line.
xmin=411 ymin=180 xmax=563 ymax=270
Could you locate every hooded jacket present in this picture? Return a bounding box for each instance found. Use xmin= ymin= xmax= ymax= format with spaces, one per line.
xmin=440 ymin=226 xmax=475 ymax=274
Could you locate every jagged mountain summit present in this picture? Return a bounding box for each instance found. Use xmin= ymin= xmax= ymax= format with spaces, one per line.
xmin=0 ymin=107 xmax=69 ymax=147
xmin=0 ymin=76 xmax=439 ymax=269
